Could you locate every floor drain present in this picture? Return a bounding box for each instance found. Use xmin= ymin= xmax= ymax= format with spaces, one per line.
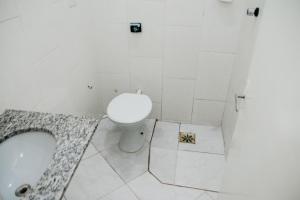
xmin=15 ymin=184 xmax=31 ymax=197
xmin=179 ymin=132 xmax=196 ymax=144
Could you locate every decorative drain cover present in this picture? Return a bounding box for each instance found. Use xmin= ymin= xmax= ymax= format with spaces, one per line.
xmin=179 ymin=132 xmax=196 ymax=144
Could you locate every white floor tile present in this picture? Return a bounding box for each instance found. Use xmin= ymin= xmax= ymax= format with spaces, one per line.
xmin=175 ymin=151 xmax=225 ymax=191
xmin=151 ymin=121 xmax=179 ymax=150
xmin=101 ymin=143 xmax=149 ymax=182
xmin=150 ymin=147 xmax=177 ymax=184
xmin=195 ymin=193 xmax=214 ymax=200
xmin=100 ymin=185 xmax=138 ymax=200
xmin=128 ymin=172 xmax=203 ymax=200
xmin=92 ymin=118 xmax=122 ymax=152
xmin=144 ymin=119 xmax=156 ymax=142
xmin=82 ymin=143 xmax=98 ymax=160
xmin=207 ymin=192 xmax=219 ymax=200
xmin=179 ymin=124 xmax=224 ymax=154
xmin=65 ymin=155 xmax=124 ymax=200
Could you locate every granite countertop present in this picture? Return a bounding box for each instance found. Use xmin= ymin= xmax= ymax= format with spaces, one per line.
xmin=0 ymin=110 xmax=99 ymax=200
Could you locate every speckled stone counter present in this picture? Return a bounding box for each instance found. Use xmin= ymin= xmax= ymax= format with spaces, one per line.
xmin=0 ymin=110 xmax=99 ymax=200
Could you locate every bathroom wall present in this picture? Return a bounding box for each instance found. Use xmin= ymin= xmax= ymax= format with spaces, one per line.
xmin=0 ymin=0 xmax=249 ymax=126
xmin=220 ymin=0 xmax=300 ymax=199
xmin=222 ymin=0 xmax=263 ymax=153
xmin=0 ymin=0 xmax=100 ymax=117
xmin=91 ymin=0 xmax=248 ymax=125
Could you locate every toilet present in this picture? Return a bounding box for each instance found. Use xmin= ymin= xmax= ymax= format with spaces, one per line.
xmin=107 ymin=90 xmax=152 ymax=153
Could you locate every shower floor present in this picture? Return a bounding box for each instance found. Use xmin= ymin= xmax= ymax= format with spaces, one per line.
xmin=63 ymin=118 xmax=225 ymax=200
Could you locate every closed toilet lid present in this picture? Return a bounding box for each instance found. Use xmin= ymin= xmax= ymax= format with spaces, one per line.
xmin=107 ymin=93 xmax=152 ymax=124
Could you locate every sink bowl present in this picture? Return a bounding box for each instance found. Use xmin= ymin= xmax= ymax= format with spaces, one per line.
xmin=0 ymin=131 xmax=56 ymax=200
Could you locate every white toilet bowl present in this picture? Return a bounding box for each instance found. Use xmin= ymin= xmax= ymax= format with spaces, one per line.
xmin=107 ymin=91 xmax=152 ymax=153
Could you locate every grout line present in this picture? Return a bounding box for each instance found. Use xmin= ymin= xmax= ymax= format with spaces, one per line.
xmin=100 ymin=149 xmax=128 ymax=184
xmin=92 ymin=118 xmax=223 ymax=198
xmin=190 ymin=74 xmax=197 ymax=123
xmin=91 ymin=119 xmax=130 ymax=187
xmin=194 ymin=192 xmax=209 ymax=200
xmin=61 ymin=123 xmax=99 ymax=199
xmin=147 ymin=118 xmax=158 ymax=171
xmin=207 ymin=192 xmax=218 ymax=200
xmin=163 ymin=76 xmax=198 ymax=81
xmin=95 ymin=183 xmax=125 ymax=200
xmin=178 ymin=149 xmax=225 ymax=156
xmin=174 ymin=122 xmax=181 ymax=184
xmin=127 ymin=183 xmax=142 ymax=200
xmin=198 ymin=49 xmax=237 ymax=56
xmin=0 ymin=15 xmax=19 ymax=24
xmin=149 ymin=168 xmax=220 ymax=194
xmin=148 ymin=120 xmax=223 ymax=194
xmin=159 ymin=181 xmax=220 ymax=194
xmin=81 ymin=144 xmax=99 ymax=161
xmin=160 ymin=4 xmax=166 ymax=121
xmin=173 ymin=144 xmax=179 ymax=185
xmin=194 ymin=98 xmax=227 ymax=103
xmin=94 ymin=118 xmax=152 ymax=198
xmin=220 ymin=122 xmax=227 ymax=159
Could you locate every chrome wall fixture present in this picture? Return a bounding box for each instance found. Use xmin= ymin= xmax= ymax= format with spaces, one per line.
xmin=235 ymin=94 xmax=246 ymax=112
xmin=247 ymin=7 xmax=260 ymax=17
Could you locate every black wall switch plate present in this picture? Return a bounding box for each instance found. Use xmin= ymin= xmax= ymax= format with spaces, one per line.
xmin=130 ymin=23 xmax=142 ymax=33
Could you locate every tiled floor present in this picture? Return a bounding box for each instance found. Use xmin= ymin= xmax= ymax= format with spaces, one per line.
xmin=64 ymin=119 xmax=224 ymax=200
xmin=150 ymin=122 xmax=225 ymax=192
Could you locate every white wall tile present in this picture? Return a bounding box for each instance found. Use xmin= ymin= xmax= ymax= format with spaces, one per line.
xmin=196 ymin=52 xmax=235 ymax=101
xmin=96 ymin=24 xmax=129 ymax=74
xmin=127 ymin=0 xmax=165 ymax=26
xmin=222 ymin=1 xmax=260 ymax=154
xmin=0 ymin=0 xmax=247 ymax=127
xmin=97 ymin=74 xmax=130 ymax=111
xmin=164 ymin=27 xmax=202 ymax=79
xmin=18 ymin=0 xmax=59 ymax=60
xmin=130 ymin=57 xmax=162 ymax=102
xmin=0 ymin=18 xmax=41 ymax=112
xmin=128 ymin=0 xmax=165 ymax=58
xmin=0 ymin=0 xmax=18 ymax=22
xmin=165 ymin=0 xmax=205 ymax=26
xmin=162 ymin=78 xmax=195 ymax=123
xmin=129 ymin=24 xmax=164 ymax=58
xmin=192 ymin=100 xmax=225 ymax=126
xmin=0 ymin=0 xmax=99 ymax=116
xmin=149 ymin=102 xmax=162 ymax=119
xmin=201 ymin=0 xmax=246 ymax=53
xmin=94 ymin=0 xmax=127 ymax=24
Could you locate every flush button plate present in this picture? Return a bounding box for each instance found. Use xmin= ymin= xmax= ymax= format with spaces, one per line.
xmin=130 ymin=23 xmax=142 ymax=33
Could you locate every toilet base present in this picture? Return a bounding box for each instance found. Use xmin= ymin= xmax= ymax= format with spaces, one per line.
xmin=118 ymin=124 xmax=146 ymax=153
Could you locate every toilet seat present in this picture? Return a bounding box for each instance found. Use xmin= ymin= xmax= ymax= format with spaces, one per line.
xmin=107 ymin=93 xmax=152 ymax=124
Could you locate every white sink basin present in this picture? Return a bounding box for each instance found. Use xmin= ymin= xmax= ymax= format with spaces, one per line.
xmin=0 ymin=131 xmax=56 ymax=200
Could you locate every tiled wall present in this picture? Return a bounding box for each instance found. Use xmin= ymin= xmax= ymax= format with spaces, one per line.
xmin=0 ymin=0 xmax=248 ymax=126
xmin=92 ymin=0 xmax=247 ymax=125
xmin=222 ymin=0 xmax=263 ymax=154
xmin=0 ymin=0 xmax=100 ymax=117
